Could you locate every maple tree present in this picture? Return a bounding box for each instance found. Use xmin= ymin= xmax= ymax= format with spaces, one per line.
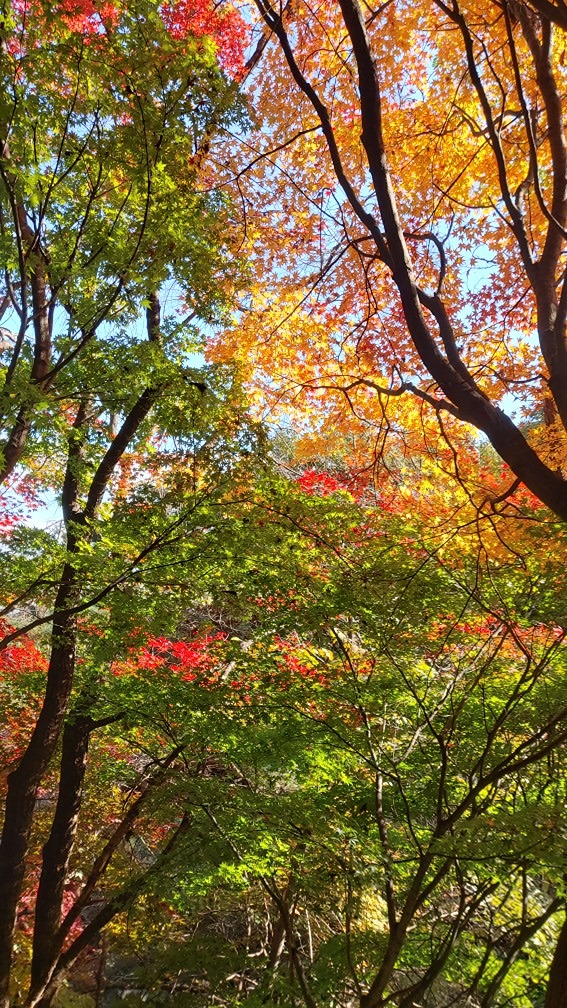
xmin=0 ymin=0 xmax=254 ymax=1002
xmin=208 ymin=0 xmax=567 ymax=523
xmin=0 ymin=0 xmax=248 ymax=487
xmin=18 ymin=474 xmax=563 ymax=1008
xmin=1 ymin=0 xmax=567 ymax=1005
xmin=2 ymin=417 xmax=567 ymax=1006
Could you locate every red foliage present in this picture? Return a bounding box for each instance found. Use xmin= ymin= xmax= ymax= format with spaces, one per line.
xmin=160 ymin=0 xmax=248 ymax=77
xmin=0 ymin=476 xmax=42 ymax=540
xmin=295 ymin=468 xmax=374 ymax=502
xmin=254 ymin=590 xmax=301 ymax=613
xmin=11 ymin=0 xmax=118 ymax=39
xmin=17 ymin=875 xmax=83 ymax=945
xmin=12 ymin=0 xmax=248 ymax=78
xmin=112 ymin=631 xmax=228 ymax=681
xmin=295 ymin=470 xmax=344 ymax=497
xmin=0 ymin=622 xmax=46 ymax=770
xmin=0 ymin=621 xmax=48 ymax=676
xmin=56 ymin=0 xmax=119 ymax=33
xmin=274 ymin=635 xmax=328 ymax=685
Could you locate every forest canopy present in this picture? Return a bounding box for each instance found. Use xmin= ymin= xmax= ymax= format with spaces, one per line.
xmin=0 ymin=1 xmax=566 ymax=1007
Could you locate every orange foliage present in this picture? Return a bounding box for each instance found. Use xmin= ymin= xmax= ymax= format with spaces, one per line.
xmin=208 ymin=0 xmax=567 ymax=519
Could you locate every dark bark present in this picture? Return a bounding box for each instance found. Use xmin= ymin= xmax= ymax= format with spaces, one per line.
xmin=29 ymin=815 xmax=191 ymax=1008
xmin=0 ymin=331 xmax=84 ymax=1008
xmin=57 ymin=746 xmax=183 ymax=948
xmin=0 ymin=405 xmax=32 ymax=483
xmin=0 ymin=206 xmax=52 ymax=484
xmin=30 ymin=713 xmax=93 ymax=997
xmin=0 ymin=310 xmax=162 ymax=1002
xmin=0 ymin=411 xmax=87 ymax=986
xmin=255 ymin=0 xmax=567 ymax=522
xmin=527 ymin=1 xmax=567 ymax=34
xmin=337 ymin=0 xmax=567 ymax=520
xmin=27 ymin=728 xmax=175 ymax=1007
xmin=28 ymin=265 xmax=51 ymax=384
xmin=0 ymin=577 xmax=77 ymax=1008
xmin=83 ymin=386 xmax=159 ymax=519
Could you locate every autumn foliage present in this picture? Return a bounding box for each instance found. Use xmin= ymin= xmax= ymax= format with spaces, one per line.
xmin=1 ymin=0 xmax=567 ymax=1006
xmin=11 ymin=0 xmax=247 ymax=76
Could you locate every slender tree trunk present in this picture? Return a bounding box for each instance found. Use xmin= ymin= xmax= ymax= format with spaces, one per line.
xmin=28 ymin=815 xmax=191 ymax=1008
xmin=0 ymin=581 xmax=76 ymax=1008
xmin=0 ymin=345 xmax=161 ymax=1003
xmin=0 ymin=210 xmax=51 ymax=485
xmin=255 ymin=0 xmax=567 ymax=522
xmin=30 ymin=713 xmax=93 ymax=998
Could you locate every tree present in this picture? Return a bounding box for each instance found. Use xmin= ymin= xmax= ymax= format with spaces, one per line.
xmin=212 ymin=0 xmax=567 ymax=521
xmin=0 ymin=0 xmax=252 ymax=1002
xmin=0 ymin=0 xmax=247 ymax=486
xmin=3 ymin=2 xmax=567 ymax=1005
xmin=57 ymin=470 xmax=566 ymax=1008
xmin=3 ymin=407 xmax=566 ymax=1005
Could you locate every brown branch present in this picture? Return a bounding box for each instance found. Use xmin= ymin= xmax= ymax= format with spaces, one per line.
xmin=32 ymin=814 xmax=191 ymax=1008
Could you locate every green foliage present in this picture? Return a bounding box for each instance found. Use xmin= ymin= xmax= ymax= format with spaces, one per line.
xmin=45 ymin=483 xmax=565 ymax=1007
xmin=0 ymin=3 xmax=565 ymax=1005
xmin=0 ymin=0 xmax=249 ymax=488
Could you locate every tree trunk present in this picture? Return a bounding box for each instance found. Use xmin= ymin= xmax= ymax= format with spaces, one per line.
xmin=30 ymin=714 xmax=93 ymax=998
xmin=0 ymin=579 xmax=76 ymax=1008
